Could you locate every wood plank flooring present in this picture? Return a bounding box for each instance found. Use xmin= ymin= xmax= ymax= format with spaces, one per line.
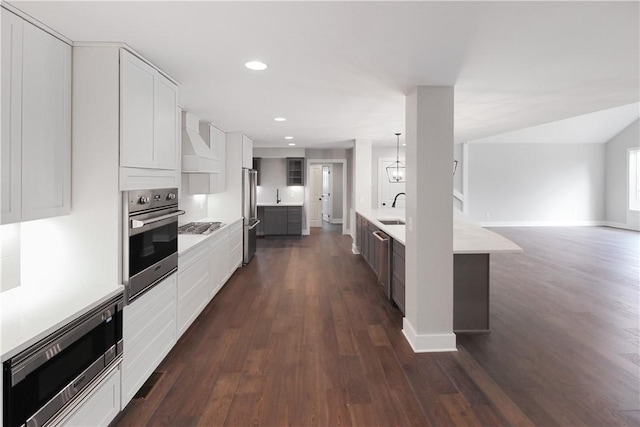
xmin=115 ymin=225 xmax=639 ymax=427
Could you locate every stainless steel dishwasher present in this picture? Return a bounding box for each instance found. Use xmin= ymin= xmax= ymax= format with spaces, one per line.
xmin=373 ymin=230 xmax=391 ymax=299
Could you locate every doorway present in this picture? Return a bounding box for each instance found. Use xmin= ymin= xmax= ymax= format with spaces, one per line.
xmin=305 ymin=159 xmax=348 ymax=235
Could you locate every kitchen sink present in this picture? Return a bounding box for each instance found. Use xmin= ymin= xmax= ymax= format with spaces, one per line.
xmin=378 ymin=219 xmax=405 ymax=225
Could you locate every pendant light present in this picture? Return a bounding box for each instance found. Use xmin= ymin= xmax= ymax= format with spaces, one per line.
xmin=386 ymin=133 xmax=406 ymax=183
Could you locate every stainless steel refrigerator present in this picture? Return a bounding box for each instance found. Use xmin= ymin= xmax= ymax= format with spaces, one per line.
xmin=242 ymin=168 xmax=259 ymax=264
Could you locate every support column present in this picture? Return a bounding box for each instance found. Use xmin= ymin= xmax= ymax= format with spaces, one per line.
xmin=403 ymin=86 xmax=456 ymax=352
xmin=352 ymin=138 xmax=372 ymax=253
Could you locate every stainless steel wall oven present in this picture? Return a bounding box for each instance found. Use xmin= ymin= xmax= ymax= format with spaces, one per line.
xmin=3 ymin=295 xmax=123 ymax=427
xmin=123 ymin=188 xmax=184 ymax=303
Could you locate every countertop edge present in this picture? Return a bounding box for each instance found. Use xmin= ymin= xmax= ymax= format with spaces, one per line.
xmin=1 ymin=286 xmax=124 ymax=362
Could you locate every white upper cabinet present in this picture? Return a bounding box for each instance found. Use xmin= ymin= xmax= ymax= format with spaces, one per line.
xmin=242 ymin=134 xmax=253 ymax=169
xmin=153 ymin=76 xmax=179 ymax=170
xmin=1 ymin=10 xmax=23 ymax=224
xmin=1 ymin=10 xmax=71 ymax=224
xmin=120 ymin=49 xmax=178 ymax=171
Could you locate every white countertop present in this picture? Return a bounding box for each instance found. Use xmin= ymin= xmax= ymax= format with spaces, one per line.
xmin=178 ymin=216 xmax=243 ymax=256
xmin=1 ymin=284 xmax=123 ymax=361
xmin=257 ymin=202 xmax=304 ymax=207
xmin=356 ymin=208 xmax=522 ymax=254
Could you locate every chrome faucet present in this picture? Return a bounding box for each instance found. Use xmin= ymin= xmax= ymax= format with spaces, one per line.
xmin=392 ymin=192 xmax=405 ymax=208
xmin=276 ymin=188 xmax=282 ymax=204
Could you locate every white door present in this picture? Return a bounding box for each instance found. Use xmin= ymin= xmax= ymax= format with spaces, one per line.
xmin=322 ymin=165 xmax=332 ymax=222
xmin=309 ymin=164 xmax=322 ymax=227
xmin=378 ymin=158 xmax=405 ymax=208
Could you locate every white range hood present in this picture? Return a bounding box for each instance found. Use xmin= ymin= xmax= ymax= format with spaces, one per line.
xmin=181 ymin=111 xmax=221 ymax=173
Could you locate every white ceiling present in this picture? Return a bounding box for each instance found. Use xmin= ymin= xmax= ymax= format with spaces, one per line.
xmin=469 ymin=102 xmax=640 ymax=144
xmin=10 ymin=1 xmax=640 ymax=148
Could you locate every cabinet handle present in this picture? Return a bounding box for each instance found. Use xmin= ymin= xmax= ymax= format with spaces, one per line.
xmin=372 ymin=231 xmax=389 ymax=242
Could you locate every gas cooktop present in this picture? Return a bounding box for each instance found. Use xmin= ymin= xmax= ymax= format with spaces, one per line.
xmin=178 ymin=222 xmax=224 ymax=235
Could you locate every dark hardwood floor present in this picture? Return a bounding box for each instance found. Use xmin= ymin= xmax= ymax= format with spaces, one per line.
xmin=115 ymin=225 xmax=639 ymax=427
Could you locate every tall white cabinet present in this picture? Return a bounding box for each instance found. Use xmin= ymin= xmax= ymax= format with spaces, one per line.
xmin=1 ymin=9 xmax=71 ymax=224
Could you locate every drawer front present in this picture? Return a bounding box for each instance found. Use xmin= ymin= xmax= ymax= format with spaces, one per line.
xmin=61 ymin=365 xmax=121 ymax=427
xmin=122 ymin=274 xmax=176 ymax=407
xmin=392 ymin=250 xmax=405 ymax=283
xmin=287 ymin=206 xmax=302 ymax=222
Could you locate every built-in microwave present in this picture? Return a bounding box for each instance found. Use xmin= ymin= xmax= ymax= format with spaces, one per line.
xmin=3 ymin=295 xmax=123 ymax=427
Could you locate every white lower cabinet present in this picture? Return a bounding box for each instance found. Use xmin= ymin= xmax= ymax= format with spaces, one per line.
xmin=121 ymin=273 xmax=177 ymax=408
xmin=177 ymin=242 xmax=211 ymax=338
xmin=229 ymin=220 xmax=243 ymax=273
xmin=59 ymin=365 xmax=121 ymax=427
xmin=209 ymin=227 xmax=230 ymax=296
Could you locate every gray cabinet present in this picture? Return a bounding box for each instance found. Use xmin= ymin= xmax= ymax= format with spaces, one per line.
xmin=391 ymin=241 xmax=405 ymax=314
xmin=263 ymin=206 xmax=303 ymax=236
xmin=264 ymin=206 xmax=287 ymax=235
xmin=286 ymin=158 xmax=304 ymax=185
xmin=287 ymin=206 xmax=302 ymax=235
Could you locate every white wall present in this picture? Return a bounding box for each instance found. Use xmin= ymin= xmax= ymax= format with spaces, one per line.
xmin=372 ymin=146 xmax=405 ymax=208
xmin=256 ymin=158 xmax=305 ymax=205
xmin=605 ymin=119 xmax=640 ymax=230
xmin=0 ymin=224 xmax=20 ymax=291
xmin=178 ymin=194 xmax=208 ymax=224
xmin=467 ymin=143 xmax=606 ymax=225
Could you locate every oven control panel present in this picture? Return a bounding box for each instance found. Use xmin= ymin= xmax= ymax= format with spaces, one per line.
xmin=128 ymin=188 xmax=178 ymax=214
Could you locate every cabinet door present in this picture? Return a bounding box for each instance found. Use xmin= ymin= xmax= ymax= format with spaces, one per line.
xmin=1 ymin=10 xmax=23 ymax=224
xmin=286 ymin=158 xmax=304 ymax=186
xmin=264 ymin=207 xmax=287 ymax=235
xmin=21 ymin=21 xmax=71 ymax=222
xmin=120 ymin=50 xmax=155 ymax=168
xmin=209 ymin=229 xmax=230 ymax=297
xmin=153 ymin=75 xmax=179 ymax=169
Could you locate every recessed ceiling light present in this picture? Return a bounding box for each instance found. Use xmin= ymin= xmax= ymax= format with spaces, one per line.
xmin=245 ymin=61 xmax=267 ymax=71
xmin=288 ymin=143 xmax=296 ymax=146
xmin=402 ymin=143 xmax=406 ymax=146
xmin=274 ymin=117 xmax=286 ymax=122
xmin=284 ymin=136 xmax=294 ymax=140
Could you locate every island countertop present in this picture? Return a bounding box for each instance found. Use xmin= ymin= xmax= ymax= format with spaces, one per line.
xmin=356 ymin=208 xmax=522 ymax=254
xmin=257 ymin=202 xmax=304 ymax=207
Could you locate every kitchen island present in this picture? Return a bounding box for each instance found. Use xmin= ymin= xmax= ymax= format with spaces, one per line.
xmin=355 ymin=208 xmax=522 ymax=332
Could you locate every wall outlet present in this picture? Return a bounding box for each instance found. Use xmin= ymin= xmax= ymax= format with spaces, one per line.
xmin=485 ymin=212 xmax=490 ymax=219
xmin=290 ymin=191 xmax=294 ymax=198
xmin=407 ymin=217 xmax=413 ymax=231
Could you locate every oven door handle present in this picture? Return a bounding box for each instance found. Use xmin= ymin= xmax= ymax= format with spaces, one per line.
xmin=131 ymin=210 xmax=185 ymax=229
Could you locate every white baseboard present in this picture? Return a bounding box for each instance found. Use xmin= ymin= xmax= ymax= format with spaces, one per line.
xmin=478 ymin=220 xmax=640 ymax=231
xmin=330 ymin=218 xmax=343 ymax=224
xmin=479 ymin=220 xmax=603 ymax=227
xmin=602 ymin=221 xmax=640 ymax=231
xmin=351 ymin=243 xmax=360 ymax=255
xmin=402 ymin=319 xmax=457 ymax=353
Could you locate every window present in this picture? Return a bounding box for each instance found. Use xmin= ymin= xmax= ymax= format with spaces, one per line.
xmin=630 ymin=149 xmax=640 ymax=211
